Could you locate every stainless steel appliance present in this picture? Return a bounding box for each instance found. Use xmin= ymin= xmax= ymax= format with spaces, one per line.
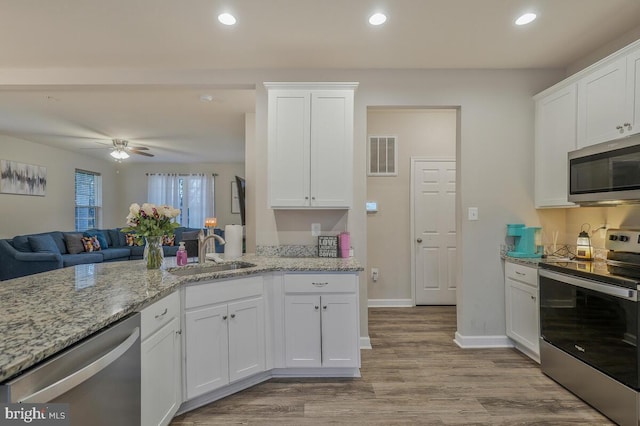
xmin=568 ymin=134 xmax=640 ymax=205
xmin=540 ymin=229 xmax=640 ymax=426
xmin=0 ymin=313 xmax=141 ymax=426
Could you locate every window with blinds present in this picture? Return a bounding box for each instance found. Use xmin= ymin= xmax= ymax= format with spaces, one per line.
xmin=75 ymin=169 xmax=102 ymax=231
xmin=368 ymin=136 xmax=398 ymax=176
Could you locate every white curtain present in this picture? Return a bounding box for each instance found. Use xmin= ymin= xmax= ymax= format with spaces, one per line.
xmin=147 ymin=173 xmax=215 ymax=228
xmin=183 ymin=174 xmax=215 ymax=228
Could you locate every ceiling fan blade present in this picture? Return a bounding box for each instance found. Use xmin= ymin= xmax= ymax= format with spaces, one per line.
xmin=131 ymin=150 xmax=154 ymax=157
xmin=127 ymin=145 xmax=149 ymax=150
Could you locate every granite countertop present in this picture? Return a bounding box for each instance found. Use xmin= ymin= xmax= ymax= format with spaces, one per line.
xmin=501 ymin=255 xmax=544 ymax=267
xmin=0 ymin=254 xmax=363 ymax=383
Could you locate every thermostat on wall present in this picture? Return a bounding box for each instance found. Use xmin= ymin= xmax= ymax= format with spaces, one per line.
xmin=366 ymin=201 xmax=378 ymax=213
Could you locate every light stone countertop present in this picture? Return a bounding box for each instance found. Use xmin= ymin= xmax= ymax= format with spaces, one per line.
xmin=0 ymin=254 xmax=362 ymax=383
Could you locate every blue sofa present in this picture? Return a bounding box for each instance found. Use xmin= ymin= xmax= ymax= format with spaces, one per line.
xmin=0 ymin=227 xmax=224 ymax=281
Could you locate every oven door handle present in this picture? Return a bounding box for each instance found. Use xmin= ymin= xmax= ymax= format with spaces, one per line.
xmin=540 ymin=269 xmax=638 ymax=301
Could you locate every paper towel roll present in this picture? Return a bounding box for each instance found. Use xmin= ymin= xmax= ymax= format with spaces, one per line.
xmin=224 ymin=225 xmax=243 ymax=259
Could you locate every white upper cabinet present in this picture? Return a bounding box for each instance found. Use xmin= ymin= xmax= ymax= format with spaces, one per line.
xmin=534 ymin=84 xmax=577 ymax=208
xmin=266 ymin=83 xmax=357 ymax=209
xmin=577 ymin=50 xmax=640 ymax=148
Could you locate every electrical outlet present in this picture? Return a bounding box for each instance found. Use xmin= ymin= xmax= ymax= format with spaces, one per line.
xmin=311 ymin=223 xmax=321 ymax=236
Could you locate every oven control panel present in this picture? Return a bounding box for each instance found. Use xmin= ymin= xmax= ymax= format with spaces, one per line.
xmin=606 ymin=229 xmax=640 ymax=253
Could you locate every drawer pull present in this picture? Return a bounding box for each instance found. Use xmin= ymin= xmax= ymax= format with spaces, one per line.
xmin=312 ymin=282 xmax=328 ymax=287
xmin=155 ymin=308 xmax=168 ymax=319
xmin=515 ymin=271 xmax=526 ymax=276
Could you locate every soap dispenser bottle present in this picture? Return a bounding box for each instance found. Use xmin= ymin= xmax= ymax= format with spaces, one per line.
xmin=177 ymin=241 xmax=188 ymax=266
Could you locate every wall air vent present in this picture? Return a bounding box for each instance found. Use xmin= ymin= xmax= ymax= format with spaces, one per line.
xmin=368 ymin=136 xmax=398 ymax=176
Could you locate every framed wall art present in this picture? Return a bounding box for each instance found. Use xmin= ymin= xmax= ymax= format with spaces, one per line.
xmin=0 ymin=160 xmax=47 ymax=196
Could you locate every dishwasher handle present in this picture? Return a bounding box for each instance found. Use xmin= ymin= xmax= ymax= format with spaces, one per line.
xmin=20 ymin=326 xmax=140 ymax=403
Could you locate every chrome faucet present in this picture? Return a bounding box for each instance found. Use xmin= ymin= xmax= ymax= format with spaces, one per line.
xmin=198 ymin=230 xmax=226 ymax=263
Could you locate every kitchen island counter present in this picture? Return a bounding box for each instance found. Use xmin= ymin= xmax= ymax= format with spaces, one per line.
xmin=0 ymin=254 xmax=362 ymax=383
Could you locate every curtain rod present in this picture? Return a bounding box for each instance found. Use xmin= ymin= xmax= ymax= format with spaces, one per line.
xmin=146 ymin=173 xmax=218 ymax=176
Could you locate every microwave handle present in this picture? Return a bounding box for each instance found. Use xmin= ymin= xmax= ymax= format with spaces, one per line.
xmin=540 ymin=269 xmax=638 ymax=301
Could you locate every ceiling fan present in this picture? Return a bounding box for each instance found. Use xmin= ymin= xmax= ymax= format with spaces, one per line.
xmin=110 ymin=139 xmax=154 ymax=160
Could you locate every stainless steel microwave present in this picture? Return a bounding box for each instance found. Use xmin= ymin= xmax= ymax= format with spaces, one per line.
xmin=568 ymin=134 xmax=640 ymax=205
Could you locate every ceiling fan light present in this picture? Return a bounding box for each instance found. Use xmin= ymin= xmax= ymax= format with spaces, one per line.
xmin=110 ymin=150 xmax=129 ymax=160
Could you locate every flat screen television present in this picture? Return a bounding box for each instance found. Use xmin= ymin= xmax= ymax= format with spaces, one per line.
xmin=235 ymin=175 xmax=246 ymax=226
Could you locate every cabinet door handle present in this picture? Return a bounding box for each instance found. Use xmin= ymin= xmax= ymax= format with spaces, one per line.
xmin=311 ymin=196 xmax=316 ymax=200
xmin=323 ymin=305 xmax=327 ymax=310
xmin=230 ymin=313 xmax=236 ymax=319
xmin=530 ymin=295 xmax=536 ymax=301
xmin=155 ymin=308 xmax=168 ymax=319
xmin=176 ymin=330 xmax=182 ymax=335
xmin=417 ymin=238 xmax=422 ymax=243
xmin=223 ymin=315 xmax=228 ymax=320
xmin=314 ymin=306 xmax=319 ymax=310
xmin=305 ymin=196 xmax=309 ymax=200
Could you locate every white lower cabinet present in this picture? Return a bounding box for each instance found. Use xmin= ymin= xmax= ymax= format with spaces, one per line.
xmin=284 ymin=273 xmax=360 ymax=368
xmin=504 ymin=262 xmax=539 ymax=361
xmin=141 ymin=291 xmax=182 ymax=426
xmin=184 ymin=277 xmax=266 ymax=400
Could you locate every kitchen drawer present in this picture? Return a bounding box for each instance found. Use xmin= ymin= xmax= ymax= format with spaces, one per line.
xmin=185 ymin=276 xmax=263 ymax=309
xmin=284 ymin=273 xmax=357 ymax=294
xmin=505 ymin=261 xmax=538 ymax=287
xmin=141 ymin=291 xmax=180 ymax=341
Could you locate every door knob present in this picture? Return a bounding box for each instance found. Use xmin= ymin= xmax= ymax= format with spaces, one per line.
xmin=417 ymin=238 xmax=422 ymax=243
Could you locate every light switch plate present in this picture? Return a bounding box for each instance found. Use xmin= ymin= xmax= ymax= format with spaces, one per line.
xmin=468 ymin=207 xmax=479 ymax=221
xmin=311 ymin=223 xmax=321 ymax=236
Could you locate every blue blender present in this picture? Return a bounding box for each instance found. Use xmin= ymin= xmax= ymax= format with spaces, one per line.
xmin=507 ymin=224 xmax=542 ymax=258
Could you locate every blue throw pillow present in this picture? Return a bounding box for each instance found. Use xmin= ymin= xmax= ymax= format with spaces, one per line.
xmin=84 ymin=230 xmax=108 ymax=249
xmin=28 ymin=234 xmax=61 ymax=253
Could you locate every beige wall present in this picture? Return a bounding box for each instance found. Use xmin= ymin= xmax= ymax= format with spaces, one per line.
xmin=366 ymin=109 xmax=457 ymax=301
xmin=117 ymin=161 xmax=245 ymax=229
xmin=0 ymin=134 xmax=120 ymax=238
xmin=538 ymin=206 xmax=640 ymax=252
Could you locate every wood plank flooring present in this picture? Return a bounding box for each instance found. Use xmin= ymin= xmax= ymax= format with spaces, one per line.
xmin=171 ymin=306 xmax=613 ymax=425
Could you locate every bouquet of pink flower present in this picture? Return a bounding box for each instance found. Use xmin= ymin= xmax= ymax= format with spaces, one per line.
xmin=122 ymin=202 xmax=181 ymax=237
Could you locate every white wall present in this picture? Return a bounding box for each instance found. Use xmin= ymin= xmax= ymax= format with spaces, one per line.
xmin=0 ymin=134 xmax=120 ymax=238
xmin=0 ymin=66 xmax=565 ymax=342
xmin=366 ymin=109 xmax=457 ymax=301
xmin=117 ymin=161 xmax=245 ymax=229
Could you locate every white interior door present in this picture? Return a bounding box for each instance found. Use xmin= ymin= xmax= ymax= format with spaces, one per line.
xmin=413 ymin=159 xmax=456 ymax=305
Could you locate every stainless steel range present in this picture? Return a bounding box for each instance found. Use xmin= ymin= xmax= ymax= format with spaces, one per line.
xmin=539 ymin=229 xmax=640 ymax=426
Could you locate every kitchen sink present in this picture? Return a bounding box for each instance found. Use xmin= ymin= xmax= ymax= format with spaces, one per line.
xmin=168 ymin=261 xmax=256 ymax=276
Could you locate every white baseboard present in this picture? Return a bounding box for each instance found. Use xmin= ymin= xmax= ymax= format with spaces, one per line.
xmin=360 ymin=336 xmax=372 ymax=350
xmin=368 ymin=298 xmax=414 ymax=307
xmin=453 ymin=331 xmax=514 ymax=349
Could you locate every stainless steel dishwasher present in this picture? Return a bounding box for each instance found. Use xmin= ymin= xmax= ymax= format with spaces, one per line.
xmin=0 ymin=312 xmax=141 ymax=426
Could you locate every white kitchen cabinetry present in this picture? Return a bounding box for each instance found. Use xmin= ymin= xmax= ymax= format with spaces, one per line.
xmin=184 ymin=276 xmax=265 ymax=400
xmin=504 ymin=261 xmax=539 ymax=362
xmin=141 ymin=291 xmax=182 ymax=426
xmin=266 ymin=82 xmax=357 ymax=209
xmin=577 ymin=50 xmax=640 ymax=148
xmin=283 ymin=273 xmax=359 ymax=368
xmin=534 ymin=83 xmax=577 ymax=208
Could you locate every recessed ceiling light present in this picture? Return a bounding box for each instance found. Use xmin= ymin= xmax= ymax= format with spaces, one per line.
xmin=369 ymin=13 xmax=387 ymax=26
xmin=515 ymin=12 xmax=536 ymax=26
xmin=218 ymin=13 xmax=236 ymax=26
xmin=199 ymin=94 xmax=214 ymax=102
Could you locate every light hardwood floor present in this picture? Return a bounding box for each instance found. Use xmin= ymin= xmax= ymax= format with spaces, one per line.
xmin=171 ymin=306 xmax=613 ymax=425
